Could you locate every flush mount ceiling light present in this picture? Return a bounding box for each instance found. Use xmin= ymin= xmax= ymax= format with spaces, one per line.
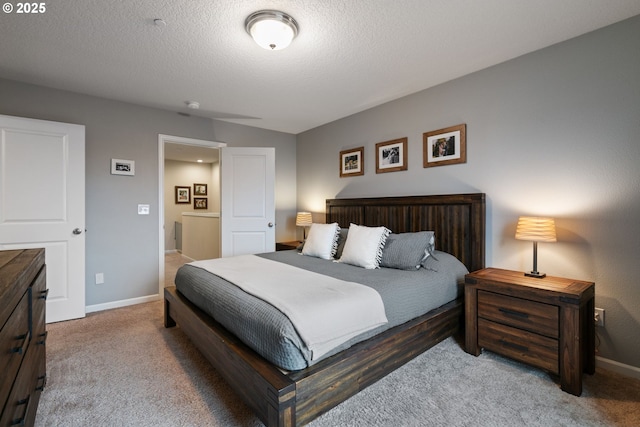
xmin=245 ymin=10 xmax=299 ymax=50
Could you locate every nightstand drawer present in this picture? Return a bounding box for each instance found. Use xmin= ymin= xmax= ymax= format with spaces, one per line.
xmin=478 ymin=318 xmax=558 ymax=374
xmin=478 ymin=290 xmax=558 ymax=338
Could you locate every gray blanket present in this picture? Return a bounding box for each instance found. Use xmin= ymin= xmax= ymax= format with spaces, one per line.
xmin=174 ymin=250 xmax=468 ymax=371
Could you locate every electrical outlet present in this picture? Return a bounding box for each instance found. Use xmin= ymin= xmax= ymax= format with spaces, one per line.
xmin=594 ymin=308 xmax=604 ymax=327
xmin=95 ymin=273 xmax=104 ymax=285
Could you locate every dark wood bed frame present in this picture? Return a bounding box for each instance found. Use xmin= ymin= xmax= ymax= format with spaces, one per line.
xmin=164 ymin=193 xmax=485 ymax=426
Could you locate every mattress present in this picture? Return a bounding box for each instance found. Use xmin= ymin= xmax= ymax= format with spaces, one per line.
xmin=174 ymin=249 xmax=468 ymax=371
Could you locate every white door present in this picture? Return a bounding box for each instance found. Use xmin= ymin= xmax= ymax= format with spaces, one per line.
xmin=220 ymin=147 xmax=275 ymax=257
xmin=0 ymin=114 xmax=85 ymax=323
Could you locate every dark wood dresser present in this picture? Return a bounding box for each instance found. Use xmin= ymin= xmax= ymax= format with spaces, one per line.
xmin=464 ymin=268 xmax=595 ymax=396
xmin=0 ymin=249 xmax=47 ymax=426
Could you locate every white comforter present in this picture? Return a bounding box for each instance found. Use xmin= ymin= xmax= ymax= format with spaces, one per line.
xmin=190 ymin=255 xmax=388 ymax=360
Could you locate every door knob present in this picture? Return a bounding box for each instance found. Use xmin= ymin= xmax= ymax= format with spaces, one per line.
xmin=73 ymin=228 xmax=83 ymax=235
xmin=268 ymin=222 xmax=274 ymax=228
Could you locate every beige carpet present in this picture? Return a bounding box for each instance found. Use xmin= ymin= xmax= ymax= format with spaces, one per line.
xmin=34 ymin=300 xmax=640 ymax=427
xmin=165 ymin=252 xmax=190 ymax=287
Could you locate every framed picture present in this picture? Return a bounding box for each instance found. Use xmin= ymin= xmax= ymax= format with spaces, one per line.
xmin=423 ymin=124 xmax=466 ymax=168
xmin=376 ymin=137 xmax=407 ymax=174
xmin=175 ymin=186 xmax=190 ymax=204
xmin=194 ymin=198 xmax=208 ymax=209
xmin=193 ymin=183 xmax=208 ymax=196
xmin=111 ymin=158 xmax=135 ymax=176
xmin=340 ymin=146 xmax=364 ymax=177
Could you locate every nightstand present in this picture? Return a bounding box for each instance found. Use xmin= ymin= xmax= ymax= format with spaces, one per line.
xmin=464 ymin=268 xmax=595 ymax=396
xmin=275 ymin=240 xmax=302 ymax=251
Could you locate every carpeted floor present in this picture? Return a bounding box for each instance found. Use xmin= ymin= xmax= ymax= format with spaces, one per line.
xmin=33 ymin=299 xmax=639 ymax=427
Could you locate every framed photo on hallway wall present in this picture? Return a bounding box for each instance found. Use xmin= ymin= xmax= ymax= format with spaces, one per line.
xmin=194 ymin=183 xmax=207 ymax=196
xmin=194 ymin=198 xmax=208 ymax=209
xmin=175 ymin=186 xmax=190 ymax=204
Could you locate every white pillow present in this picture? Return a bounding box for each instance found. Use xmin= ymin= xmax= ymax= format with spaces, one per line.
xmin=301 ymin=223 xmax=340 ymax=259
xmin=339 ymin=223 xmax=391 ymax=269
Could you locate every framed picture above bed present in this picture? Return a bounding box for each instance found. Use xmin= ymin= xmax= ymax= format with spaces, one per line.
xmin=339 ymin=146 xmax=364 ymax=177
xmin=423 ymin=123 xmax=466 ymax=168
xmin=376 ymin=137 xmax=407 ymax=173
xmin=175 ymin=186 xmax=190 ymax=204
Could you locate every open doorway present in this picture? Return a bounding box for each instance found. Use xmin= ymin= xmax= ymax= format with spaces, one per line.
xmin=157 ymin=134 xmax=226 ymax=294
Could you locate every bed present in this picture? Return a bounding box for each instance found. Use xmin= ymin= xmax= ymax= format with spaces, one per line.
xmin=164 ymin=193 xmax=485 ymax=426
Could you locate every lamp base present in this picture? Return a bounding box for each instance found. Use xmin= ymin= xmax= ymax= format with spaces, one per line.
xmin=525 ymin=271 xmax=546 ymax=278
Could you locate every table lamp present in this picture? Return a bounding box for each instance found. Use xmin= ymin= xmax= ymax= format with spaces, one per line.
xmin=295 ymin=212 xmax=312 ymax=239
xmin=515 ymin=216 xmax=557 ymax=278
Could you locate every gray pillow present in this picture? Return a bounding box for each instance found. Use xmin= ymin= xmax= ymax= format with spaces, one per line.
xmin=380 ymin=231 xmax=435 ymax=270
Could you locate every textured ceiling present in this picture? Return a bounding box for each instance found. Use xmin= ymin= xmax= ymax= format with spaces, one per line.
xmin=1 ymin=1 xmax=639 ymax=134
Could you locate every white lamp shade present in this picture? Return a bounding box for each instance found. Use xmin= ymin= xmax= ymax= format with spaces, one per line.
xmin=515 ymin=216 xmax=557 ymax=242
xmin=295 ymin=212 xmax=312 ymax=227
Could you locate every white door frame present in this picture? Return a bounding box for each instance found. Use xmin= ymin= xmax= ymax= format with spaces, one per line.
xmin=157 ymin=134 xmax=226 ymax=295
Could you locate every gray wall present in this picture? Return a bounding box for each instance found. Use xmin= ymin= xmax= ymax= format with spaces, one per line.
xmin=297 ymin=16 xmax=640 ymax=369
xmin=0 ymin=79 xmax=297 ymax=307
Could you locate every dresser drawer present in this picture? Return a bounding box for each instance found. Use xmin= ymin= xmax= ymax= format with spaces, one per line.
xmin=0 ymin=291 xmax=30 ymax=406
xmin=0 ymin=332 xmax=41 ymax=427
xmin=478 ymin=290 xmax=558 ymax=338
xmin=478 ymin=318 xmax=558 ymax=374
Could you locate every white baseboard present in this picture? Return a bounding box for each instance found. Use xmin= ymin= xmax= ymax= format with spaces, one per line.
xmin=85 ymin=294 xmax=162 ymax=314
xmin=597 ymin=356 xmax=640 ymax=380
xmin=164 ymin=249 xmax=178 ymax=254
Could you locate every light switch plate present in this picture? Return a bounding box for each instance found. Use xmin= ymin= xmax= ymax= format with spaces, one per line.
xmin=138 ymin=204 xmax=150 ymax=215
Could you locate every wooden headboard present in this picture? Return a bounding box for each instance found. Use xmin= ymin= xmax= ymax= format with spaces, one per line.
xmin=326 ymin=193 xmax=486 ymax=272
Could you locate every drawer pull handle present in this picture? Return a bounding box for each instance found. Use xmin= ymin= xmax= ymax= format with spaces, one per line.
xmin=37 ymin=331 xmax=48 ymax=345
xmin=11 ymin=395 xmax=31 ymax=426
xmin=499 ymin=339 xmax=529 ymax=353
xmin=11 ymin=333 xmax=29 ymax=355
xmin=499 ymin=307 xmax=529 ymax=319
xmin=36 ymin=374 xmax=47 ymax=391
xmin=38 ymin=288 xmax=50 ymax=300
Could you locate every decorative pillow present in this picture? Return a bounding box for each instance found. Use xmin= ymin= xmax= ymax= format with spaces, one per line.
xmin=338 ymin=224 xmax=391 ymax=269
xmin=421 ymin=233 xmax=438 ymax=266
xmin=381 ymin=231 xmax=435 ymax=270
xmin=335 ymin=228 xmax=349 ymax=259
xmin=301 ymin=223 xmax=340 ymax=260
